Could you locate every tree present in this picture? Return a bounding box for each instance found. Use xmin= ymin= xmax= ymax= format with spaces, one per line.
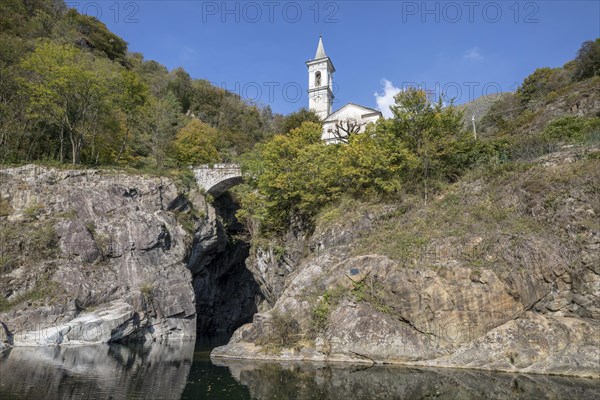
xmin=20 ymin=41 xmax=117 ymax=164
xmin=167 ymin=67 xmax=193 ymax=112
xmin=62 ymin=9 xmax=128 ymax=62
xmin=390 ymin=88 xmax=464 ymax=203
xmin=0 ymin=61 xmax=33 ymax=163
xmin=142 ymin=92 xmax=180 ymax=168
xmin=516 ymin=67 xmax=562 ymax=105
xmin=172 ymin=119 xmax=219 ymax=166
xmin=114 ymin=69 xmax=148 ymax=163
xmin=277 ymin=108 xmax=321 ymax=134
xmin=239 ymin=121 xmax=339 ymax=233
xmin=332 ymin=117 xmax=365 ymax=144
xmin=339 ymin=120 xmax=416 ymax=197
xmin=573 ymin=39 xmax=600 ymax=81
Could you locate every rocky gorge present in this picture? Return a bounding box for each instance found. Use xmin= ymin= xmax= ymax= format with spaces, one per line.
xmin=0 ymin=153 xmax=599 ymax=380
xmin=212 ymin=148 xmax=600 ymax=379
xmin=0 ymin=165 xmax=261 ymax=348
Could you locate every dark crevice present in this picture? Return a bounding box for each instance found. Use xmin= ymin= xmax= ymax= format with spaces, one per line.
xmin=193 ymin=191 xmax=263 ymax=335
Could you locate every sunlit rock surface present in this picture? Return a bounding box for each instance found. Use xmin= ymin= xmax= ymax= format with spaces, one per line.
xmin=213 ymin=150 xmax=600 ymax=378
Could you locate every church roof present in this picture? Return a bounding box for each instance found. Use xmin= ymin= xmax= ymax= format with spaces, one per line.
xmin=315 ymin=36 xmax=327 ymax=59
xmin=323 ymin=103 xmax=383 ymax=122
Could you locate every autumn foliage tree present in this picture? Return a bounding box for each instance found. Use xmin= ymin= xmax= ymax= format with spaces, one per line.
xmin=172 ymin=119 xmax=220 ymax=166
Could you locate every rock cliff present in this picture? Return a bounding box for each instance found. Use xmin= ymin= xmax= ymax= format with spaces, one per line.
xmin=213 ymin=148 xmax=600 ymax=379
xmin=0 ymin=165 xmax=260 ymax=349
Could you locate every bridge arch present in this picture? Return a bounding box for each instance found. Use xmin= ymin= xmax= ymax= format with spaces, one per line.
xmin=192 ymin=164 xmax=243 ymax=198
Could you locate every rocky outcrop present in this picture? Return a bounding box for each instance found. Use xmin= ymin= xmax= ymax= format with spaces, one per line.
xmin=0 ymin=164 xmax=260 ymax=347
xmin=0 ymin=165 xmax=201 ymax=345
xmin=213 ymin=154 xmax=600 ymax=379
xmin=213 ymin=253 xmax=600 ymax=378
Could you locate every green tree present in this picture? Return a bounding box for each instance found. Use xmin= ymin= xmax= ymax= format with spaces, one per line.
xmin=167 ymin=67 xmax=193 ymax=112
xmin=20 ymin=41 xmax=117 ymax=164
xmin=114 ymin=69 xmax=148 ymax=163
xmin=172 ymin=119 xmax=219 ymax=166
xmin=61 ymin=9 xmax=127 ymax=62
xmin=340 ymin=120 xmax=416 ymax=197
xmin=573 ymin=38 xmax=600 ymax=81
xmin=239 ymin=121 xmax=339 ymax=233
xmin=276 ymin=108 xmax=321 ymax=134
xmin=516 ymin=67 xmax=562 ymax=105
xmin=390 ymin=88 xmax=464 ymax=202
xmin=0 ymin=61 xmax=33 ymax=163
xmin=142 ymin=92 xmax=180 ymax=168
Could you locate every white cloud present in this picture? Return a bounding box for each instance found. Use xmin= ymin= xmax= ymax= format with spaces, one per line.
xmin=464 ymin=46 xmax=483 ymax=61
xmin=374 ymin=79 xmax=401 ymax=118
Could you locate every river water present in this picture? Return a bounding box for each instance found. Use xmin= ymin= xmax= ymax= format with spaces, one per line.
xmin=0 ymin=336 xmax=598 ymax=399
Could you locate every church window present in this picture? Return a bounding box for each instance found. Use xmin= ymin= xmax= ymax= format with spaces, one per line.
xmin=315 ymin=71 xmax=321 ymax=87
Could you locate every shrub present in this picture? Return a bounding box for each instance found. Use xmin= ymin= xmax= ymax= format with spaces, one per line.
xmin=0 ymin=198 xmax=13 ymax=217
xmin=310 ymin=287 xmax=346 ymax=335
xmin=140 ymin=282 xmax=154 ymax=298
xmin=258 ymin=309 xmax=301 ymax=349
xmin=542 ymin=116 xmax=600 ymax=143
xmin=23 ymin=202 xmax=44 ymax=220
xmin=516 ymin=68 xmax=564 ymax=105
xmin=28 ymin=224 xmax=58 ymax=258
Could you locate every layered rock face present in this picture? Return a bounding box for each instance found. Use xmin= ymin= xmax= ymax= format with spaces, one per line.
xmin=0 ymin=165 xmax=260 ymax=348
xmin=214 ymin=250 xmax=599 ymax=378
xmin=213 ymin=153 xmax=600 ymax=379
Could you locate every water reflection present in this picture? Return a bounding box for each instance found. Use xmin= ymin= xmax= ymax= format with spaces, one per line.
xmin=180 ymin=335 xmax=252 ymax=399
xmin=0 ymin=340 xmax=194 ymax=400
xmin=0 ymin=339 xmax=598 ymax=400
xmin=213 ymin=358 xmax=600 ymax=400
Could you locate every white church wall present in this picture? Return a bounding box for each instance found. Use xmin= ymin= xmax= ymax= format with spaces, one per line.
xmin=321 ymin=104 xmax=382 ymax=143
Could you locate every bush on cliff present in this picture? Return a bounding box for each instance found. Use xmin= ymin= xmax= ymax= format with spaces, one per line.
xmin=236 ymin=88 xmax=499 ymax=235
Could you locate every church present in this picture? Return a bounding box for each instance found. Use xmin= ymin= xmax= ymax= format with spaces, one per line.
xmin=306 ymin=36 xmax=383 ymax=143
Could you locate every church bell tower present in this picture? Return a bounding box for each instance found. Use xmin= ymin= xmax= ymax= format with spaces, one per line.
xmin=306 ymin=36 xmax=335 ymax=120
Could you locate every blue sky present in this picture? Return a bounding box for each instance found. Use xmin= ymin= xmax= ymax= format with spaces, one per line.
xmin=72 ymin=1 xmax=599 ymax=116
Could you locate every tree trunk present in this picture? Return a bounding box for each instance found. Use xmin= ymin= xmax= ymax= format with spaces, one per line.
xmin=59 ymin=126 xmax=64 ymax=163
xmin=70 ymin=131 xmax=78 ymax=165
xmin=115 ymin=127 xmax=129 ymax=163
xmin=75 ymin=137 xmax=83 ymax=164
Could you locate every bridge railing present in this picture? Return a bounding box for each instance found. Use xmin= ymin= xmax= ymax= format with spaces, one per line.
xmin=195 ymin=163 xmax=241 ymax=170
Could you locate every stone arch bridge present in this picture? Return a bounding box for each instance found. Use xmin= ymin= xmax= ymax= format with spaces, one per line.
xmin=192 ymin=164 xmax=242 ymax=198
